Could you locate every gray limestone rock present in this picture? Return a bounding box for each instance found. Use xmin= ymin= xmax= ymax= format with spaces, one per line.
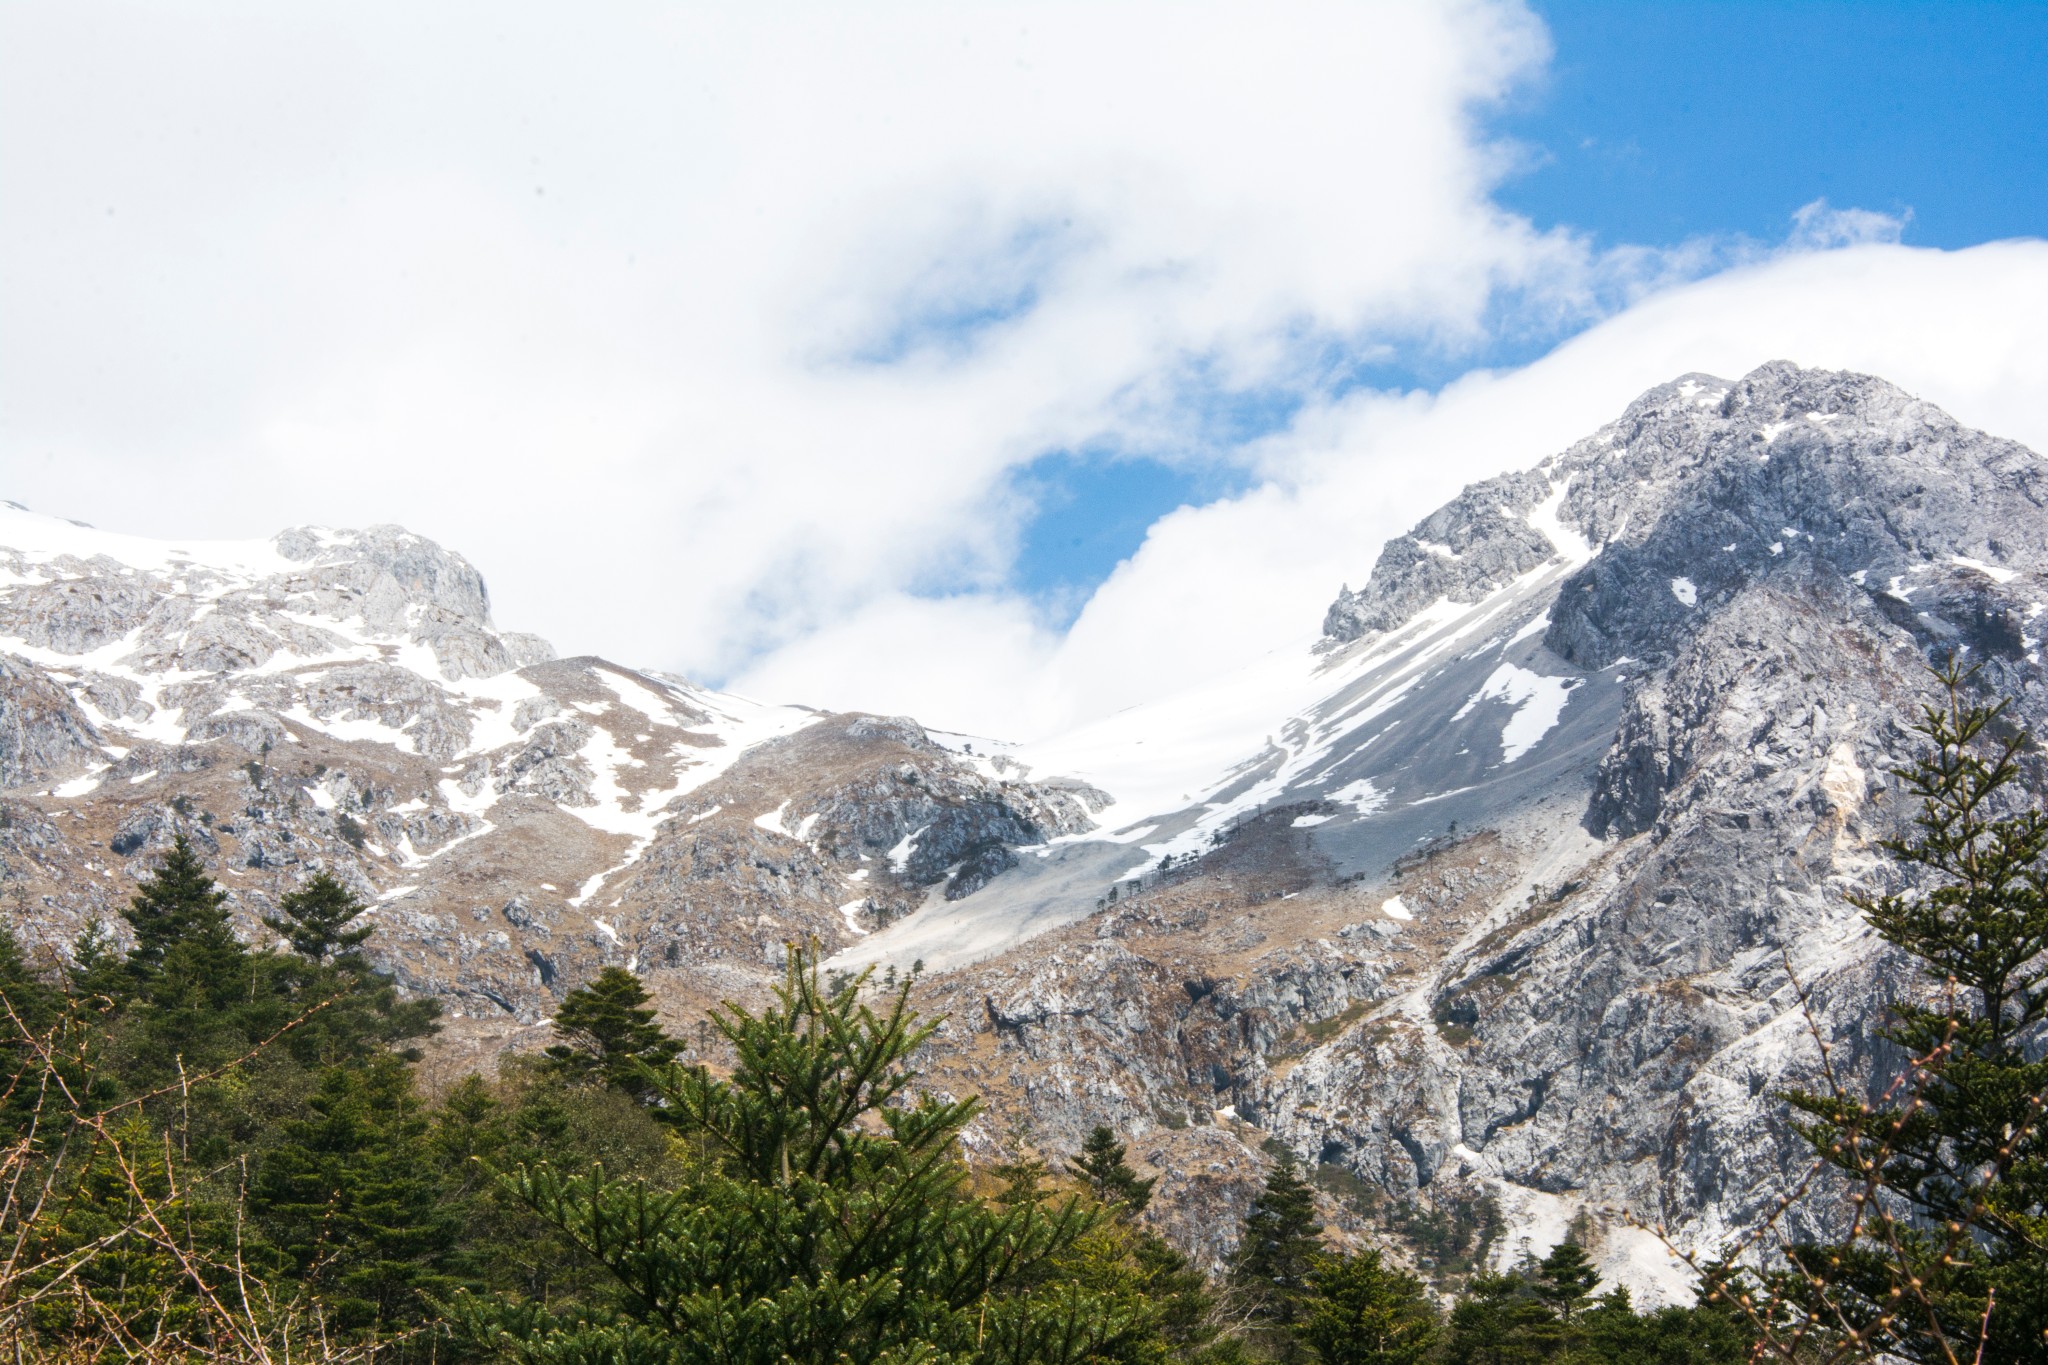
xmin=492 ymin=719 xmax=596 ymax=806
xmin=186 ymin=708 xmax=291 ymax=754
xmin=1323 ymin=467 xmax=1559 ymax=644
xmin=0 ymin=655 xmax=103 ymax=790
xmin=1270 ymin=361 xmax=2048 ymax=1260
xmin=301 ymin=664 xmax=476 ymax=762
xmin=76 ymin=673 xmax=151 ymax=723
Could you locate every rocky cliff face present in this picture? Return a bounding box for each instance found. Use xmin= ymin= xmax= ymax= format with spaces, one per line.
xmin=2 ymin=363 xmax=2042 ymax=1299
xmin=0 ymin=505 xmax=1098 ymax=1057
xmin=879 ymin=363 xmax=2046 ymax=1294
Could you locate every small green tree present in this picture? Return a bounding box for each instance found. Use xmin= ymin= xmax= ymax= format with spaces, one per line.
xmin=1443 ymin=1268 xmax=1559 ymax=1365
xmin=1130 ymin=1230 xmax=1231 ymax=1361
xmin=540 ymin=966 xmax=682 ymax=1099
xmin=1057 ymin=1132 xmax=1226 ymax=1362
xmin=1532 ymin=1239 xmax=1598 ymax=1323
xmin=429 ymin=1061 xmax=680 ymax=1311
xmin=120 ymin=833 xmax=235 ymax=986
xmin=263 ymin=870 xmax=373 ymax=963
xmin=1229 ymin=1154 xmax=1323 ymax=1353
xmin=22 ymin=1114 xmax=244 ymax=1350
xmin=1077 ymin=1124 xmax=1157 ymax=1214
xmin=993 ymin=1154 xmax=1053 ymax=1208
xmin=1296 ymin=1247 xmax=1439 ymax=1365
xmin=449 ymin=945 xmax=1153 ymax=1363
xmin=1579 ymin=1285 xmax=1750 ymax=1363
xmin=65 ymin=919 xmax=125 ymax=1011
xmin=0 ymin=922 xmax=63 ymax=1137
xmin=114 ymin=835 xmax=276 ymax=1085
xmin=0 ymin=923 xmax=56 ymax=1043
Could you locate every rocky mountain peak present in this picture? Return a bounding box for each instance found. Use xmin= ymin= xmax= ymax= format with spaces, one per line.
xmin=0 ymin=500 xmax=1104 ymax=1035
xmin=1324 ymin=362 xmax=2045 ymax=669
xmin=1540 ymin=362 xmax=2044 ymax=672
xmin=0 ymin=505 xmax=555 ymax=688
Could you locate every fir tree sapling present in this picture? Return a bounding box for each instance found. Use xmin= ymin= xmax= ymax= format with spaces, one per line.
xmin=263 ymin=870 xmax=373 ymax=963
xmin=1533 ymin=1238 xmax=1598 ymax=1322
xmin=247 ymin=1054 xmax=467 ymax=1337
xmin=64 ymin=920 xmax=124 ymax=1012
xmin=1076 ymin=1124 xmax=1157 ymax=1214
xmin=1229 ymin=1153 xmax=1323 ymax=1352
xmin=540 ymin=965 xmax=682 ymax=1098
xmin=120 ymin=833 xmax=237 ymax=988
xmin=1296 ymin=1247 xmax=1439 ymax=1365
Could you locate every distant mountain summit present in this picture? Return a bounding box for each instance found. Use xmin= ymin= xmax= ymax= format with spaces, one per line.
xmin=1326 ymin=361 xmax=2043 ymax=665
xmin=0 ymin=502 xmax=1100 ymax=1038
xmin=828 ymin=361 xmax=2046 ymax=1290
xmin=3 ymin=363 xmax=2042 ymax=1296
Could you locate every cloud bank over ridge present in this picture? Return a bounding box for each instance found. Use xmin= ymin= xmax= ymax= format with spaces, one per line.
xmin=4 ymin=3 xmax=2041 ymax=739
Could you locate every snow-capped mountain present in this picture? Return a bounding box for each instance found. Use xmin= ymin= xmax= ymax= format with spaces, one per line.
xmin=848 ymin=363 xmax=2042 ymax=970
xmin=0 ymin=502 xmax=1101 ymax=1042
xmin=2 ymin=361 xmax=2043 ymax=1296
xmin=823 ymin=361 xmax=2047 ymax=1292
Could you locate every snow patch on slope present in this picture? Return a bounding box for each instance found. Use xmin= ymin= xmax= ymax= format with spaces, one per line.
xmin=1451 ymin=664 xmax=1579 ymax=763
xmin=1526 ymin=478 xmax=1594 ymax=565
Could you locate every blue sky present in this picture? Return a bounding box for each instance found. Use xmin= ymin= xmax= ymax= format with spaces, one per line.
xmin=1009 ymin=0 xmax=2048 ymax=615
xmin=1505 ymin=1 xmax=2048 ymax=249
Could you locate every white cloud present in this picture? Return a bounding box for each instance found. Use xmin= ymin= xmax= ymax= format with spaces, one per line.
xmin=1787 ymin=198 xmax=1910 ymax=251
xmin=738 ymin=240 xmax=2048 ymax=737
xmin=0 ymin=3 xmax=1615 ymax=664
xmin=4 ymin=5 xmax=2042 ymax=747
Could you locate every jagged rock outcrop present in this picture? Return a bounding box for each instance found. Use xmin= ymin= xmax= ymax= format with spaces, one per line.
xmin=1322 ymin=467 xmax=1558 ymax=644
xmin=891 ymin=363 xmax=2045 ymax=1292
xmin=0 ymin=508 xmax=1100 ymax=1031
xmin=0 ymin=656 xmax=102 ymax=789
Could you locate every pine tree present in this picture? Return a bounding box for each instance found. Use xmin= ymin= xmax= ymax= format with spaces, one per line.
xmin=113 ymin=835 xmax=273 ymax=1088
xmin=248 ymin=1054 xmax=466 ymax=1337
xmin=1533 ymin=1239 xmax=1598 ymax=1322
xmin=1131 ymin=1230 xmax=1229 ymax=1360
xmin=540 ymin=966 xmax=682 ymax=1098
xmin=121 ymin=833 xmax=236 ymax=984
xmin=448 ymin=947 xmax=1156 ymax=1363
xmin=263 ymin=870 xmax=372 ymax=963
xmin=0 ymin=922 xmax=61 ymax=1137
xmin=992 ymin=1154 xmax=1052 ymax=1207
xmin=1296 ymin=1247 xmax=1439 ymax=1365
xmin=23 ymin=1114 xmax=245 ymax=1350
xmin=1443 ymin=1269 xmax=1558 ymax=1365
xmin=1229 ymin=1153 xmax=1322 ymax=1345
xmin=1077 ymin=1124 xmax=1157 ymax=1214
xmin=1778 ymin=663 xmax=2048 ymax=1360
xmin=1057 ymin=1129 xmax=1224 ymax=1360
xmin=258 ymin=867 xmax=439 ymax=1070
xmin=1578 ymin=1286 xmax=1749 ymax=1363
xmin=105 ymin=838 xmax=436 ymax=1162
xmin=0 ymin=921 xmax=56 ymax=1040
xmin=436 ymin=1058 xmax=683 ymax=1308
